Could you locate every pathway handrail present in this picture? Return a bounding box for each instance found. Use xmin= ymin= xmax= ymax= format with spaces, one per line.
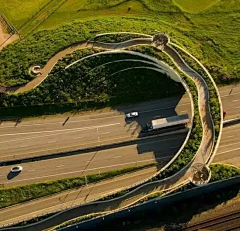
xmin=169 ymin=42 xmax=223 ymax=165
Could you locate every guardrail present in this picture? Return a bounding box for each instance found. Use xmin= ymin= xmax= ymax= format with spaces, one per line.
xmin=0 ymin=34 xmax=214 ymax=230
xmin=168 ymin=42 xmax=223 ymax=166
xmin=167 ymin=43 xmax=215 ymax=164
xmin=58 ymin=175 xmax=240 ymax=231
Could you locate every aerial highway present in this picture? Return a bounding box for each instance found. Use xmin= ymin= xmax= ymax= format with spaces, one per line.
xmin=0 ymin=35 xmax=238 ymax=230
xmin=0 ymin=166 xmax=158 ymax=227
xmin=213 ymin=123 xmax=240 ymax=166
xmin=1 ymin=82 xmax=239 ymax=162
xmin=0 ymin=96 xmax=191 ymax=161
xmin=0 ymin=84 xmax=240 ymax=187
xmin=0 ymin=133 xmax=186 ymax=187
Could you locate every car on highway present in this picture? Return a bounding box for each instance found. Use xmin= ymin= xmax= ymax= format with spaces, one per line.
xmin=126 ymin=112 xmax=139 ymax=118
xmin=11 ymin=166 xmax=23 ymax=173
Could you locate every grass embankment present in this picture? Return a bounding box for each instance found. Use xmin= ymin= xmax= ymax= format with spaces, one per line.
xmin=0 ymin=164 xmax=156 ymax=209
xmin=0 ymin=0 xmax=239 ymax=87
xmin=172 ymin=44 xmax=221 ymax=143
xmin=210 ymin=163 xmax=240 ymax=182
xmin=0 ymin=48 xmax=184 ymax=118
xmin=52 ymin=163 xmax=240 ymax=230
xmin=93 ymin=33 xmax=150 ymax=43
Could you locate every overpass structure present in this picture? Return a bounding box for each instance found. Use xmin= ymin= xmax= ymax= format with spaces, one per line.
xmin=0 ymin=33 xmax=223 ymax=230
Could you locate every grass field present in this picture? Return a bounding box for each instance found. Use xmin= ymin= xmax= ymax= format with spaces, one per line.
xmin=0 ymin=0 xmax=50 ymax=28
xmin=173 ymin=0 xmax=220 ymax=13
xmin=0 ymin=0 xmax=239 ymax=87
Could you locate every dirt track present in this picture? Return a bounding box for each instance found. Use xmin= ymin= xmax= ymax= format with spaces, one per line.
xmin=0 ymin=20 xmax=19 ymax=51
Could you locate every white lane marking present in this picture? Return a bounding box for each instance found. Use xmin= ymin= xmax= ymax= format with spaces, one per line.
xmin=57 ymin=165 xmax=65 ymax=168
xmin=0 ymin=123 xmax=120 ymax=137
xmin=6 ymin=156 xmax=173 ymax=184
xmin=114 ymin=156 xmax=121 ymax=159
xmin=20 ymin=145 xmax=28 ymax=148
xmin=47 ymin=141 xmax=56 ymax=144
xmin=28 ymin=169 xmax=35 ymax=172
xmin=219 ymin=140 xmax=240 ymax=148
xmin=217 ymin=146 xmax=240 ymax=155
xmin=227 ymin=135 xmax=233 ymax=138
xmin=236 ymin=106 xmax=240 ymax=109
xmin=74 ymin=136 xmax=83 ymax=140
xmin=0 ymin=115 xmax=123 ymax=129
xmin=171 ymin=146 xmax=180 ymax=149
xmin=102 ymin=132 xmax=110 ymax=135
xmin=180 ymin=110 xmax=187 ymax=113
xmin=138 ymin=136 xmax=185 ymax=146
xmin=232 ymin=99 xmax=239 ymax=103
xmin=223 ymin=124 xmax=240 ymax=130
xmin=0 ymin=130 xmax=85 ymax=144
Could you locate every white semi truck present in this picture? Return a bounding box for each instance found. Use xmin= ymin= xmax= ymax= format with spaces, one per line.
xmin=142 ymin=114 xmax=189 ymax=133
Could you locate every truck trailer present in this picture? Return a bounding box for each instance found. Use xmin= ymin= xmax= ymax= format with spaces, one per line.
xmin=142 ymin=114 xmax=190 ymax=133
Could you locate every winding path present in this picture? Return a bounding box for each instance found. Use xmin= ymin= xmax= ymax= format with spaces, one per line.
xmin=0 ymin=34 xmax=221 ymax=230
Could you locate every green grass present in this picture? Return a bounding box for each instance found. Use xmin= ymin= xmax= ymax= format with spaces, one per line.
xmin=173 ymin=0 xmax=220 ymax=13
xmin=0 ymin=0 xmax=50 ymax=29
xmin=93 ymin=33 xmax=150 ymax=43
xmin=0 ymin=164 xmax=156 ymax=209
xmin=210 ymin=163 xmax=240 ymax=182
xmin=0 ymin=1 xmax=239 ymax=88
xmin=0 ymin=48 xmax=184 ymax=117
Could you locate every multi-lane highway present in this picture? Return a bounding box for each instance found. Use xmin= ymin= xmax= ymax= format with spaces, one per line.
xmin=219 ymin=84 xmax=240 ymax=120
xmin=0 ymin=84 xmax=240 ymax=188
xmin=213 ymin=123 xmax=240 ymax=166
xmin=0 ymin=133 xmax=186 ymax=187
xmin=0 ymin=166 xmax=158 ymax=226
xmin=0 ymin=85 xmax=239 ymax=228
xmin=0 ymin=95 xmax=191 ymax=161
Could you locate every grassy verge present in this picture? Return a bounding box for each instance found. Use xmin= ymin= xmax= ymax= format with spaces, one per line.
xmin=210 ymin=163 xmax=240 ymax=182
xmin=0 ymin=49 xmax=184 ymax=118
xmin=11 ymin=163 xmax=240 ymax=229
xmin=92 ymin=33 xmax=150 ymax=43
xmin=0 ymin=163 xmax=156 ymax=209
xmin=50 ymin=164 xmax=240 ymax=230
xmin=172 ymin=44 xmax=221 ymax=143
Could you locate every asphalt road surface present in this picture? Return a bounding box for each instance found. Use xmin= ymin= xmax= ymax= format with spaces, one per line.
xmin=213 ymin=123 xmax=240 ymax=167
xmin=220 ymin=84 xmax=240 ymax=120
xmin=0 ymin=83 xmax=238 ymax=162
xmin=0 ymin=133 xmax=186 ymax=187
xmin=0 ymin=95 xmax=191 ymax=161
xmin=0 ymin=166 xmax=158 ymax=227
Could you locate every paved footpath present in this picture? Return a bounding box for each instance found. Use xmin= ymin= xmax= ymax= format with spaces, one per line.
xmin=0 ymin=36 xmax=217 ymax=230
xmin=0 ymin=166 xmax=157 ymax=227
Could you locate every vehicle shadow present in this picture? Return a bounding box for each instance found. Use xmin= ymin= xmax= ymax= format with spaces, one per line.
xmin=119 ymin=93 xmax=191 ymax=171
xmin=7 ymin=171 xmax=21 ymax=180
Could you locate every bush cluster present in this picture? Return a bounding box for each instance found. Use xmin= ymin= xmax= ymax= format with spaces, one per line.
xmin=93 ymin=33 xmax=150 ymax=43
xmin=0 ymin=50 xmax=184 ymax=118
xmin=210 ymin=164 xmax=240 ymax=182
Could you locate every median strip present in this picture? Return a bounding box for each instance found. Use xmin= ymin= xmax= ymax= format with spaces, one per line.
xmin=0 ymin=129 xmax=187 ymax=166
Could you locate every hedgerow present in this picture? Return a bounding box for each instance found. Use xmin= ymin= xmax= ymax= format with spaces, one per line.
xmin=0 ymin=50 xmax=184 ymax=118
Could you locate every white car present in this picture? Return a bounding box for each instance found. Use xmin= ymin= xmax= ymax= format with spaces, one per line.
xmin=126 ymin=112 xmax=139 ymax=118
xmin=11 ymin=166 xmax=23 ymax=173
